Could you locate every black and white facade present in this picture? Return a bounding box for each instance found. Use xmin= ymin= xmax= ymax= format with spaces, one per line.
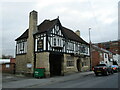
xmin=33 ymin=24 xmax=89 ymax=55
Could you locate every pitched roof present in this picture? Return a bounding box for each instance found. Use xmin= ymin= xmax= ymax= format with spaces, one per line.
xmin=15 ymin=18 xmax=88 ymax=44
xmin=37 ymin=19 xmax=57 ymax=34
xmin=15 ymin=19 xmax=57 ymax=41
xmin=15 ymin=29 xmax=28 ymax=41
xmin=92 ymin=45 xmax=112 ymax=54
xmin=62 ymin=27 xmax=88 ymax=44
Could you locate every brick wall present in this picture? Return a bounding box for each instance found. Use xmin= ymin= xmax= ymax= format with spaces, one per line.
xmin=10 ymin=58 xmax=16 ymax=63
xmin=92 ymin=51 xmax=100 ymax=67
xmin=2 ymin=63 xmax=15 ymax=74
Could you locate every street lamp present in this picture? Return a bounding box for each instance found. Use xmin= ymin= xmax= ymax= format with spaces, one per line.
xmin=89 ymin=27 xmax=91 ymax=43
xmin=89 ymin=27 xmax=92 ymax=71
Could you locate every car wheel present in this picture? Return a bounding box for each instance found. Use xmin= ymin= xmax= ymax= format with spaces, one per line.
xmin=111 ymin=70 xmax=114 ymax=74
xmin=105 ymin=71 xmax=109 ymax=76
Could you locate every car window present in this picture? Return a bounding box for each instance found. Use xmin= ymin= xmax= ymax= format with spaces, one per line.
xmin=111 ymin=65 xmax=118 ymax=67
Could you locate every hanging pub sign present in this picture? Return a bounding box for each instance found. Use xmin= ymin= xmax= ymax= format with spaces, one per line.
xmin=37 ymin=40 xmax=43 ymax=51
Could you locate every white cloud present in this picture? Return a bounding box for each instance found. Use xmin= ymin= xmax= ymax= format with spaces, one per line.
xmin=103 ymin=17 xmax=117 ymax=24
xmin=34 ymin=0 xmax=75 ymax=11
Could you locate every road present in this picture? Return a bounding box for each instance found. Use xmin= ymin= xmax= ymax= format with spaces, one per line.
xmin=30 ymin=73 xmax=119 ymax=88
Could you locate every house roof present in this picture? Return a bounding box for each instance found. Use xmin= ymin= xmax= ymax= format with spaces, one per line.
xmin=15 ymin=19 xmax=57 ymax=41
xmin=15 ymin=29 xmax=28 ymax=41
xmin=92 ymin=45 xmax=112 ymax=54
xmin=15 ymin=18 xmax=88 ymax=44
xmin=62 ymin=27 xmax=88 ymax=44
xmin=37 ymin=19 xmax=57 ymax=34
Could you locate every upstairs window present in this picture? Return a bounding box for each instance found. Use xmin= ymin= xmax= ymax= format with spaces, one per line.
xmin=105 ymin=53 xmax=107 ymax=58
xmin=58 ymin=38 xmax=59 ymax=45
xmin=54 ymin=38 xmax=56 ymax=46
xmin=52 ymin=36 xmax=63 ymax=47
xmin=67 ymin=42 xmax=74 ymax=50
xmin=16 ymin=40 xmax=27 ymax=54
xmin=20 ymin=42 xmax=24 ymax=51
xmin=80 ymin=45 xmax=85 ymax=53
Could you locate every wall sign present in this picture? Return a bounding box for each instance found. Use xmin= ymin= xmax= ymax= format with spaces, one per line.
xmin=27 ymin=63 xmax=32 ymax=68
xmin=37 ymin=40 xmax=43 ymax=51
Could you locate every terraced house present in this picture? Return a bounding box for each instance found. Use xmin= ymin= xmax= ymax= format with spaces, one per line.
xmin=15 ymin=10 xmax=90 ymax=77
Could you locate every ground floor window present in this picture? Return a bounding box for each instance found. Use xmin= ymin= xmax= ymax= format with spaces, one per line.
xmin=82 ymin=62 xmax=87 ymax=67
xmin=67 ymin=61 xmax=74 ymax=67
xmin=66 ymin=56 xmax=74 ymax=67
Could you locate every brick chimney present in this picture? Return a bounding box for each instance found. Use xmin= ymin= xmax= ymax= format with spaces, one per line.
xmin=75 ymin=30 xmax=80 ymax=37
xmin=26 ymin=10 xmax=38 ymax=74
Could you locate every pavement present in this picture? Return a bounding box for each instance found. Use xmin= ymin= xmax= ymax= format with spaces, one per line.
xmin=2 ymin=71 xmax=94 ymax=88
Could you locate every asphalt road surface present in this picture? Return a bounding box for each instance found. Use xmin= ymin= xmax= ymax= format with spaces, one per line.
xmin=31 ymin=73 xmax=119 ymax=88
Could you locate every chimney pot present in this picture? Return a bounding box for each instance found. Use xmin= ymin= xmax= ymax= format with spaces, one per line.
xmin=75 ymin=30 xmax=80 ymax=37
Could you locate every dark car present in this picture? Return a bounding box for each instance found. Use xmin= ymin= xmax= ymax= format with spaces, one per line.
xmin=118 ymin=65 xmax=120 ymax=72
xmin=111 ymin=65 xmax=119 ymax=73
xmin=93 ymin=64 xmax=113 ymax=76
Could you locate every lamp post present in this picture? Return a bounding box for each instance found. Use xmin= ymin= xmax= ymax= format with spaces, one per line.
xmin=89 ymin=27 xmax=92 ymax=71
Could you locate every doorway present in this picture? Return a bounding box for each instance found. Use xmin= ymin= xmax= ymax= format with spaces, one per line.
xmin=49 ymin=53 xmax=63 ymax=76
xmin=77 ymin=59 xmax=81 ymax=71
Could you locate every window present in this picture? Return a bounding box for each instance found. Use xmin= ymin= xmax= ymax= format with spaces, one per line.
xmin=52 ymin=36 xmax=63 ymax=47
xmin=75 ymin=44 xmax=78 ymax=51
xmin=80 ymin=45 xmax=85 ymax=53
xmin=67 ymin=42 xmax=74 ymax=50
xmin=105 ymin=54 xmax=107 ymax=58
xmin=66 ymin=56 xmax=74 ymax=67
xmin=6 ymin=64 xmax=10 ymax=68
xmin=58 ymin=38 xmax=59 ymax=45
xmin=85 ymin=47 xmax=88 ymax=54
xmin=16 ymin=40 xmax=27 ymax=54
xmin=20 ymin=42 xmax=24 ymax=51
xmin=54 ymin=38 xmax=56 ymax=46
xmin=67 ymin=61 xmax=74 ymax=67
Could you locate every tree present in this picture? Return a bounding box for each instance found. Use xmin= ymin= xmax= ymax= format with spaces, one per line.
xmin=2 ymin=54 xmax=13 ymax=59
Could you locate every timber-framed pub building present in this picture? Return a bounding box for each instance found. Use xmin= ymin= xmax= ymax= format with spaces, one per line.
xmin=15 ymin=10 xmax=90 ymax=77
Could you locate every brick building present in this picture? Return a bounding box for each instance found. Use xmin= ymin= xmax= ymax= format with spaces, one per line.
xmin=15 ymin=10 xmax=90 ymax=77
xmin=95 ymin=40 xmax=120 ymax=65
xmin=91 ymin=45 xmax=113 ymax=67
xmin=1 ymin=58 xmax=16 ymax=74
xmin=95 ymin=40 xmax=120 ymax=55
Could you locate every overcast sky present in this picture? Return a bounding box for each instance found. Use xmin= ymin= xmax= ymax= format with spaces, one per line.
xmin=0 ymin=0 xmax=119 ymax=57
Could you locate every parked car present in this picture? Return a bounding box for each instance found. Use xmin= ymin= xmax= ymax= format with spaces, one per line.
xmin=93 ymin=64 xmax=113 ymax=76
xmin=118 ymin=65 xmax=120 ymax=72
xmin=111 ymin=65 xmax=119 ymax=73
